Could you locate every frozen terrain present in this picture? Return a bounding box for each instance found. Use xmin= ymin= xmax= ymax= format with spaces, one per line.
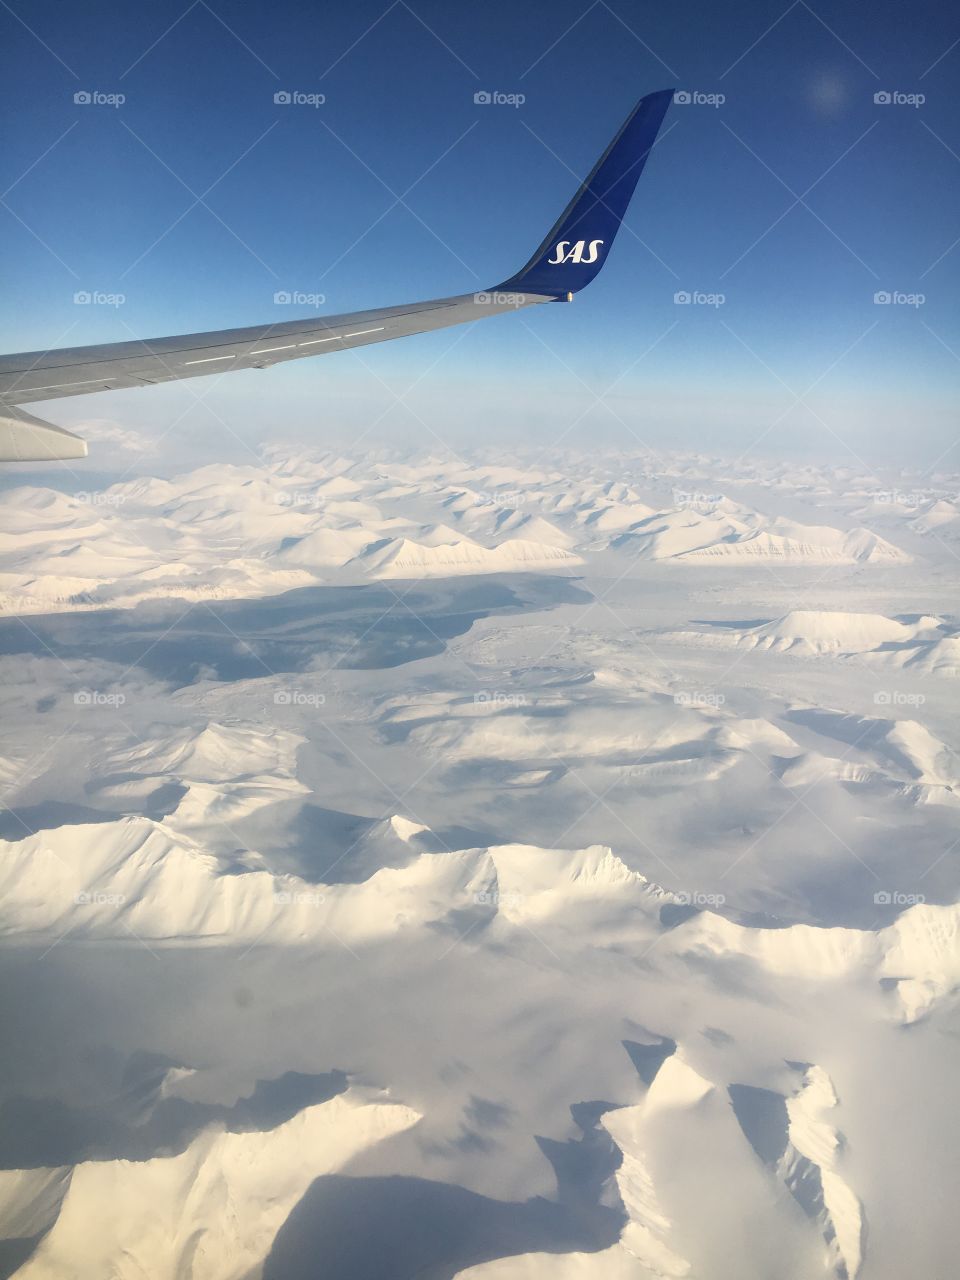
xmin=1 ymin=444 xmax=958 ymax=1279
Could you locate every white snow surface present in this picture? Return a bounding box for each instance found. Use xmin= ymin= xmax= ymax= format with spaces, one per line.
xmin=1 ymin=446 xmax=958 ymax=1280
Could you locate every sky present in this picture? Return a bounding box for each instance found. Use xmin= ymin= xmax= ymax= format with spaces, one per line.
xmin=1 ymin=0 xmax=958 ymax=468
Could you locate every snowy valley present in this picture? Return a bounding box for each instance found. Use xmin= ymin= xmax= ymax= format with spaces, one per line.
xmin=1 ymin=445 xmax=958 ymax=1279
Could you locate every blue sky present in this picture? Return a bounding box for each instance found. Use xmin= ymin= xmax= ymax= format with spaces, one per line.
xmin=1 ymin=0 xmax=957 ymax=466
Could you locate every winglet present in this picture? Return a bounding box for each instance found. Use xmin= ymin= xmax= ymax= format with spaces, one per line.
xmin=495 ymin=89 xmax=674 ymax=298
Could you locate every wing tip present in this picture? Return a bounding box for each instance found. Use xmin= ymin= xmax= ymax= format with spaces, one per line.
xmin=495 ymin=86 xmax=675 ymax=298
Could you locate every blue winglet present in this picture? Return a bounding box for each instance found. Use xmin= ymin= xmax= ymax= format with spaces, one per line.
xmin=495 ymin=89 xmax=674 ymax=299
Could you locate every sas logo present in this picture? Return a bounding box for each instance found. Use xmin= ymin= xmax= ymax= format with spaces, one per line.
xmin=547 ymin=239 xmax=604 ymax=265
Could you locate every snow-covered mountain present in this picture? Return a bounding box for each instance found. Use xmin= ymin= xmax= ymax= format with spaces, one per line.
xmin=1 ymin=454 xmax=927 ymax=615
xmin=1 ymin=446 xmax=958 ymax=1279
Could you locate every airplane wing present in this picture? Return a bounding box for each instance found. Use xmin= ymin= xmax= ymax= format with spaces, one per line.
xmin=0 ymin=88 xmax=674 ymax=461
